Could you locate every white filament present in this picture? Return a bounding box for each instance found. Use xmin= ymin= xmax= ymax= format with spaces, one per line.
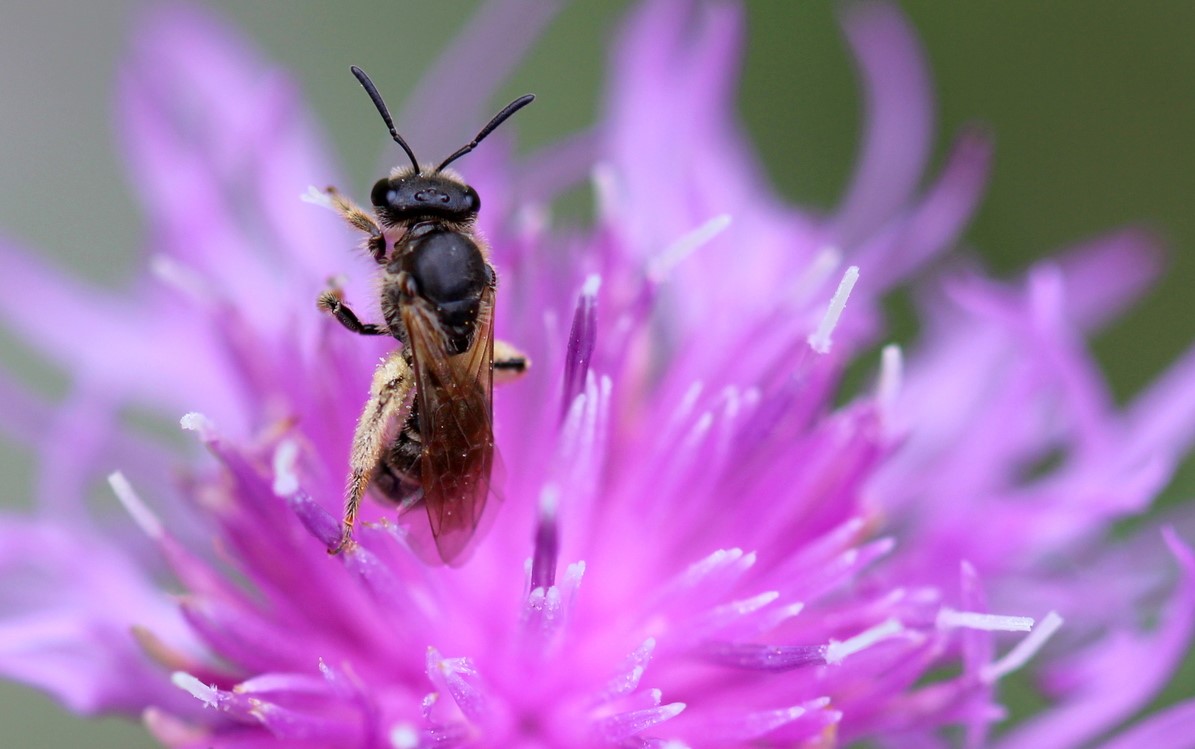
xmin=591 ymin=164 xmax=621 ymax=222
xmin=515 ymin=204 xmax=549 ymax=238
xmin=825 ymin=618 xmax=903 ymax=664
xmin=792 ymin=246 xmax=843 ymax=302
xmin=982 ymin=611 xmax=1064 ymax=682
xmin=877 ymin=344 xmax=904 ymax=410
xmin=109 ymin=472 xmax=161 ymax=539
xmin=272 ymin=440 xmax=300 ymax=497
xmin=937 ymin=608 xmax=1034 ymax=632
xmin=299 ymin=185 xmax=333 ymax=209
xmin=150 ymin=255 xmax=212 ymax=302
xmin=389 ymin=723 xmax=420 ymax=749
xmin=808 ymin=265 xmax=860 ymax=354
xmin=179 ymin=412 xmax=215 ymax=440
xmin=562 ymin=561 xmax=586 ymax=592
xmin=171 ymin=672 xmax=218 ymax=707
xmin=647 ymin=214 xmax=732 ymax=284
xmin=581 ymin=274 xmax=603 ymax=299
xmin=539 ymin=485 xmax=559 ymax=520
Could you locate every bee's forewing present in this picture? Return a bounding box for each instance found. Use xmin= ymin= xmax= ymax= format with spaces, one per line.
xmin=401 ymin=288 xmax=496 ymax=565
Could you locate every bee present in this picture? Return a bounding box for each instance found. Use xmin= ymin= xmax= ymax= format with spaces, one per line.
xmin=317 ymin=66 xmax=532 ymax=563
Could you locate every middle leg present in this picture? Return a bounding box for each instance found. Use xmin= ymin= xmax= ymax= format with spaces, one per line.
xmin=318 ymin=287 xmax=390 ymax=336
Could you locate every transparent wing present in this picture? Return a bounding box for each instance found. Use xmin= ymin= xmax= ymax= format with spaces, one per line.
xmin=401 ymin=287 xmax=495 ymax=564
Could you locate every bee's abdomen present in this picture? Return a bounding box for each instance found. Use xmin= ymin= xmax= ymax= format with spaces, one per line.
xmin=373 ymin=418 xmax=424 ymax=510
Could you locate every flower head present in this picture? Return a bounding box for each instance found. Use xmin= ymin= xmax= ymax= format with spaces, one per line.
xmin=2 ymin=2 xmax=1194 ymax=747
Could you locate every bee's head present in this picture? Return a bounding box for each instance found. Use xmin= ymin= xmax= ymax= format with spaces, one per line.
xmin=349 ymin=66 xmax=532 ymax=225
xmin=371 ymin=171 xmax=480 ymax=224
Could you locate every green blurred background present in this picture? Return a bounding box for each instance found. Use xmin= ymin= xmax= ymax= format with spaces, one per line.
xmin=0 ymin=1 xmax=1191 ymax=746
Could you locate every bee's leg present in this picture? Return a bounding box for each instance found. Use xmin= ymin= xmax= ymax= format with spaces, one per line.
xmin=485 ymin=263 xmax=530 ymax=385
xmin=331 ymin=349 xmax=416 ymax=554
xmin=493 ymin=339 xmax=531 ymax=386
xmin=322 ymin=185 xmax=387 ymax=264
xmin=317 ymin=288 xmax=389 ymax=336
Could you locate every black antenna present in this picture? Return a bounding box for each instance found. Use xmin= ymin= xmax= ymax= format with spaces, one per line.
xmin=436 ymin=94 xmax=536 ymax=172
xmin=350 ymin=66 xmax=421 ymax=174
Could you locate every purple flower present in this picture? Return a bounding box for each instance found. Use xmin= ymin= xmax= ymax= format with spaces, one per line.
xmin=2 ymin=1 xmax=1194 ymax=747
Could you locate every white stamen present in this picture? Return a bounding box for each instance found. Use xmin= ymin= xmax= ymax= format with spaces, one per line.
xmin=937 ymin=608 xmax=1034 ymax=632
xmin=527 ymin=585 xmax=546 ymax=607
xmin=737 ymin=590 xmax=780 ymax=612
xmin=581 ymin=273 xmax=603 ymax=298
xmin=647 ymin=214 xmax=732 ymax=284
xmin=675 ymin=548 xmax=744 ymax=590
xmin=825 ymin=618 xmax=903 ymax=664
xmin=563 ymin=561 xmax=586 ymax=588
xmin=179 ymin=412 xmax=216 ymax=441
xmin=537 ymin=586 xmax=562 ymax=621
xmin=109 ymin=472 xmax=161 ymax=539
xmin=389 ymin=723 xmax=420 ymax=749
xmin=300 ymin=185 xmax=333 ymax=209
xmin=981 ymin=611 xmax=1064 ymax=682
xmin=877 ymin=344 xmax=903 ymax=410
xmin=664 ymin=382 xmax=705 ymax=443
xmin=150 ymin=255 xmax=211 ymax=302
xmin=171 ymin=672 xmax=218 ymax=708
xmin=756 ymin=601 xmax=806 ymax=633
xmin=688 ymin=411 xmax=714 ymax=445
xmin=601 ymin=638 xmax=655 ymax=700
xmin=539 ymin=485 xmax=559 ymax=520
xmin=591 ymin=163 xmax=621 ymax=221
xmin=561 ymin=561 xmax=586 ymax=604
xmin=515 ymin=204 xmax=549 ymax=238
xmin=272 ymin=440 xmax=300 ymax=497
xmin=808 ymin=266 xmax=860 ymax=354
xmin=697 ymin=591 xmax=779 ymax=632
xmin=792 ymin=246 xmax=842 ymax=302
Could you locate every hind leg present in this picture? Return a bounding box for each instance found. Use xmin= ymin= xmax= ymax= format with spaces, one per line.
xmin=331 ymin=349 xmax=416 ymax=554
xmin=493 ymin=339 xmax=530 ymax=385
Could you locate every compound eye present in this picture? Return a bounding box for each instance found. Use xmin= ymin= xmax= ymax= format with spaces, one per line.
xmin=370 ymin=178 xmax=394 ymax=207
xmin=463 ymin=185 xmax=481 ymax=214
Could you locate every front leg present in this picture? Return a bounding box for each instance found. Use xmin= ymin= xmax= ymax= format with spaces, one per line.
xmin=318 ymin=288 xmax=389 ymax=336
xmin=317 ymin=185 xmax=388 ymax=264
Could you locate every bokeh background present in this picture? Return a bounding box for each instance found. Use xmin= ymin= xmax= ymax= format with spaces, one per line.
xmin=0 ymin=1 xmax=1192 ymax=746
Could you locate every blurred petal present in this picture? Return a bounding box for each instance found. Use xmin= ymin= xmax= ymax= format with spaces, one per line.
xmin=995 ymin=530 xmax=1195 ymax=749
xmin=0 ymin=521 xmax=198 ymax=716
xmin=834 ymin=1 xmax=934 ymax=246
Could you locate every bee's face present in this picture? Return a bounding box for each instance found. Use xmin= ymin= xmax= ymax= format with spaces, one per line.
xmin=371 ymin=172 xmax=480 ymax=225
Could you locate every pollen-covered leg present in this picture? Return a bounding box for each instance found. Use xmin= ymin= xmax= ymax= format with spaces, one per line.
xmin=494 ymin=339 xmax=531 ymax=385
xmin=322 ymin=185 xmax=388 ymax=263
xmin=317 ymin=287 xmax=389 ymax=336
xmin=332 ymin=350 xmax=416 ymax=554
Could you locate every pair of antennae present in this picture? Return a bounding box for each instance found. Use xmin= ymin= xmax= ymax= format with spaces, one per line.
xmin=350 ymin=66 xmax=534 ymax=175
